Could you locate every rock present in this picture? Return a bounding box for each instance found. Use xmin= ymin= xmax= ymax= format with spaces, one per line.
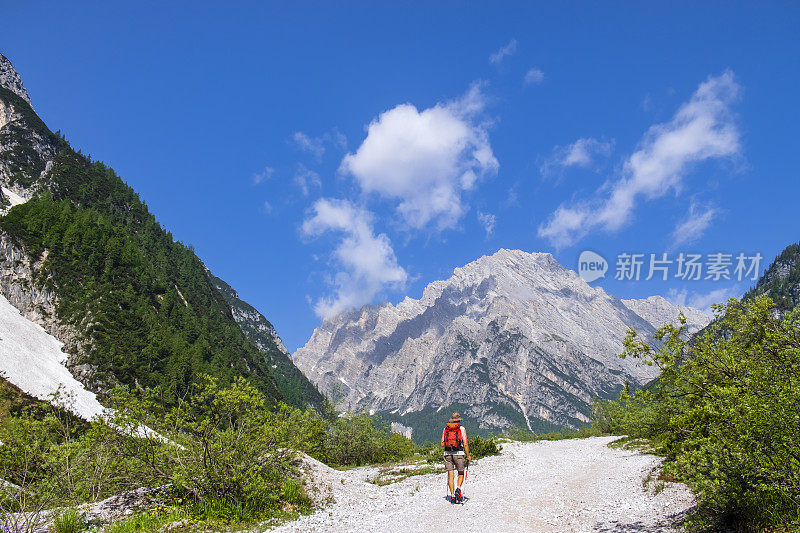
xmin=0 ymin=54 xmax=32 ymax=106
xmin=293 ymin=249 xmax=709 ymax=438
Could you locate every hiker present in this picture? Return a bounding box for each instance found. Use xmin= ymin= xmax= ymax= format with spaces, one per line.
xmin=441 ymin=412 xmax=471 ymax=503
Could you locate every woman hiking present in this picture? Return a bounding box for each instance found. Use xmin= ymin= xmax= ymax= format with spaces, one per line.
xmin=441 ymin=412 xmax=471 ymax=504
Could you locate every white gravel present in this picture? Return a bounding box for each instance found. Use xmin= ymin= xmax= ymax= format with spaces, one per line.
xmin=274 ymin=436 xmax=696 ymax=533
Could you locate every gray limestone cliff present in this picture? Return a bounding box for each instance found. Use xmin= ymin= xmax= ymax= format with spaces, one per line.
xmin=293 ymin=249 xmax=709 ymax=441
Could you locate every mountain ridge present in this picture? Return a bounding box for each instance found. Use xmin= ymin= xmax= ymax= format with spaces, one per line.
xmin=293 ymin=248 xmax=709 ymax=441
xmin=0 ymin=53 xmax=320 ymax=410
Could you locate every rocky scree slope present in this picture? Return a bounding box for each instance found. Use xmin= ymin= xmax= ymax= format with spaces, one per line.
xmin=0 ymin=53 xmax=310 ymax=409
xmin=294 ymin=250 xmax=709 ymax=442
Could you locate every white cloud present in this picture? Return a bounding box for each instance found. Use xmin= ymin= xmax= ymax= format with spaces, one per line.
xmin=524 ymin=68 xmax=545 ymax=85
xmin=262 ymin=200 xmax=273 ymax=214
xmin=668 ymin=285 xmax=741 ymax=315
xmin=330 ymin=129 xmax=348 ymax=150
xmin=538 ymin=71 xmax=741 ymax=248
xmin=302 ymin=198 xmax=407 ymax=319
xmin=671 ymin=201 xmax=718 ymax=248
xmin=253 ymin=166 xmax=274 ymax=185
xmin=294 ymin=164 xmax=322 ymax=196
xmin=291 ymin=130 xmax=348 ymax=160
xmin=477 ymin=211 xmax=496 ymax=237
xmin=540 ymin=137 xmax=613 ymax=177
xmin=292 ymin=131 xmax=325 ymax=159
xmin=339 ymin=83 xmax=498 ymax=231
xmin=490 ymin=39 xmax=517 ymax=64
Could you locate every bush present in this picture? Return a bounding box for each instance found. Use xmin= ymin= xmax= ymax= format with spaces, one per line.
xmin=0 ymin=376 xmax=418 ymax=529
xmin=600 ymin=297 xmax=800 ymax=530
xmin=503 ymin=423 xmax=603 ymax=443
xmin=319 ymin=413 xmax=416 ymax=466
xmin=103 ymin=376 xmax=308 ymax=522
xmin=469 ymin=435 xmax=502 ymax=460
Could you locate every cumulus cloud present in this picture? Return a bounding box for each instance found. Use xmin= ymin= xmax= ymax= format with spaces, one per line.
xmin=490 ymin=39 xmax=517 ymax=64
xmin=294 ymin=164 xmax=322 ymax=196
xmin=540 ymin=137 xmax=613 ymax=177
xmin=477 ymin=211 xmax=496 ymax=237
xmin=524 ymin=68 xmax=545 ymax=85
xmin=671 ymin=201 xmax=718 ymax=248
xmin=252 ymin=166 xmax=274 ymax=185
xmin=339 ymin=83 xmax=498 ymax=231
xmin=668 ymin=285 xmax=741 ymax=315
xmin=538 ymin=70 xmax=741 ymax=248
xmin=302 ymin=198 xmax=407 ymax=319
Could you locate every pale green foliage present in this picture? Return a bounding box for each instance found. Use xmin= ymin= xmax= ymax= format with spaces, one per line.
xmin=0 ymin=375 xmax=418 ymax=528
xmin=599 ymin=297 xmax=800 ymax=529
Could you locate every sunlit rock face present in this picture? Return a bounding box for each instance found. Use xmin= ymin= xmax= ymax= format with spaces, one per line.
xmin=294 ymin=249 xmax=709 ymax=437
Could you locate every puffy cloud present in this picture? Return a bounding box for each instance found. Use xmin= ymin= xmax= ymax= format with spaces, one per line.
xmin=540 ymin=137 xmax=613 ymax=177
xmin=477 ymin=211 xmax=496 ymax=237
xmin=538 ymin=71 xmax=741 ymax=248
xmin=302 ymin=198 xmax=407 ymax=319
xmin=671 ymin=201 xmax=718 ymax=248
xmin=339 ymin=84 xmax=498 ymax=231
xmin=294 ymin=164 xmax=322 ymax=196
xmin=524 ymin=68 xmax=545 ymax=85
xmin=490 ymin=39 xmax=517 ymax=64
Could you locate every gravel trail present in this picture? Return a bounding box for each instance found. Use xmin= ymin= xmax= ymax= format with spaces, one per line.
xmin=273 ymin=436 xmax=695 ymax=533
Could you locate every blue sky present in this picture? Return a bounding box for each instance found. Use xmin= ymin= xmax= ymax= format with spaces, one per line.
xmin=4 ymin=2 xmax=799 ymax=351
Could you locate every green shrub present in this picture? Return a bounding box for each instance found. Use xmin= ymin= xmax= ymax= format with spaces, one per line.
xmin=504 ymin=423 xmax=603 ymax=443
xmin=319 ymin=412 xmax=416 ymax=466
xmin=103 ymin=376 xmax=308 ymax=522
xmin=0 ymin=376 xmax=416 ymax=529
xmin=600 ymin=297 xmax=800 ymax=530
xmin=468 ymin=435 xmax=502 ymax=460
xmin=51 ymin=508 xmax=85 ymax=533
xmin=420 ymin=434 xmax=501 ymax=464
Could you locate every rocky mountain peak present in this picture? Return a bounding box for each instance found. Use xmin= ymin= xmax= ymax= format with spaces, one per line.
xmin=0 ymin=53 xmax=32 ymax=106
xmin=293 ymin=249 xmax=710 ymax=441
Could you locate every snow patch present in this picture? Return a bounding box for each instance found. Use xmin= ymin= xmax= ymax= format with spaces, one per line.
xmin=1 ymin=187 xmax=28 ymax=212
xmin=0 ymin=293 xmax=105 ymax=420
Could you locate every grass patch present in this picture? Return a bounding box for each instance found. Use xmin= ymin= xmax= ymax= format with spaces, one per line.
xmin=106 ymin=507 xmax=188 ymax=533
xmin=51 ymin=508 xmax=85 ymax=533
xmin=368 ymin=463 xmax=444 ymax=486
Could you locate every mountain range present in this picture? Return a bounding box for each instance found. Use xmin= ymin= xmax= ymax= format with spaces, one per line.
xmin=293 ymin=249 xmax=709 ymax=442
xmin=4 ymin=51 xmax=796 ymax=447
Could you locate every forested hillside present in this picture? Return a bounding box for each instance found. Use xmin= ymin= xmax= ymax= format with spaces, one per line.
xmin=0 ymin=77 xmax=315 ymax=407
xmin=744 ymin=241 xmax=800 ymax=311
xmin=209 ymin=273 xmax=325 ymax=410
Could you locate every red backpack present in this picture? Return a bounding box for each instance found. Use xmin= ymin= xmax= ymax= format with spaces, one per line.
xmin=443 ymin=422 xmax=463 ymax=451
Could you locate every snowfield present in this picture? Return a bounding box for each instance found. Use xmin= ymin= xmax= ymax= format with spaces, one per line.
xmin=1 ymin=186 xmax=28 ymax=211
xmin=275 ymin=437 xmax=696 ymax=533
xmin=0 ymin=293 xmax=105 ymax=420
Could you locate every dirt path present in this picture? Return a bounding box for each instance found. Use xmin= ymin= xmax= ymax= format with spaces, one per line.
xmin=271 ymin=436 xmax=695 ymax=532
